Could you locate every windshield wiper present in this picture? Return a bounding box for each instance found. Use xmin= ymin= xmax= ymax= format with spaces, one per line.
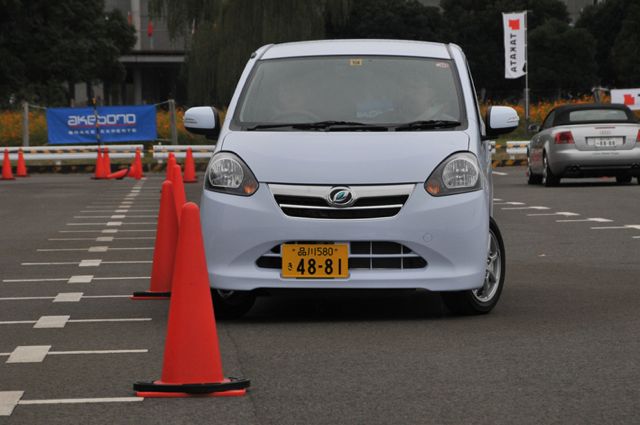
xmin=246 ymin=121 xmax=388 ymax=131
xmin=394 ymin=120 xmax=461 ymax=131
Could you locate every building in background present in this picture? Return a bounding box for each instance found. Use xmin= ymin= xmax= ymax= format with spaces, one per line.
xmin=74 ymin=0 xmax=188 ymax=106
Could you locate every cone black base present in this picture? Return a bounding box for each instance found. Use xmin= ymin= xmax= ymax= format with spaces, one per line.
xmin=133 ymin=377 xmax=250 ymax=395
xmin=130 ymin=291 xmax=171 ymax=300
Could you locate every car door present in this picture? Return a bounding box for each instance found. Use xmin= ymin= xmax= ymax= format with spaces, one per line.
xmin=530 ymin=110 xmax=555 ymax=172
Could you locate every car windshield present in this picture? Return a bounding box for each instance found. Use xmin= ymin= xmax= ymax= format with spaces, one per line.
xmin=232 ymin=55 xmax=465 ymax=130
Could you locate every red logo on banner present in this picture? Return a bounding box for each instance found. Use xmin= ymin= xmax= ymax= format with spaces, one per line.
xmin=509 ymin=19 xmax=520 ymax=30
xmin=624 ymin=94 xmax=635 ymax=105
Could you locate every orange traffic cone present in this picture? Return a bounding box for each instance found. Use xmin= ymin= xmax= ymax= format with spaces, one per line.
xmin=133 ymin=203 xmax=250 ymax=397
xmin=93 ymin=149 xmax=104 ymax=179
xmin=107 ymin=168 xmax=129 ymax=180
xmin=172 ymin=164 xmax=186 ymax=220
xmin=131 ymin=181 xmax=178 ymax=300
xmin=103 ymin=147 xmax=111 ymax=175
xmin=16 ymin=149 xmax=28 ymax=177
xmin=134 ymin=148 xmax=144 ymax=179
xmin=183 ymin=148 xmax=197 ymax=183
xmin=2 ymin=149 xmax=15 ymax=180
xmin=165 ymin=153 xmax=176 ymax=182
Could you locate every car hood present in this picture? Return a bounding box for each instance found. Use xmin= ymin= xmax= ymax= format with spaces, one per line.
xmin=220 ymin=131 xmax=470 ymax=184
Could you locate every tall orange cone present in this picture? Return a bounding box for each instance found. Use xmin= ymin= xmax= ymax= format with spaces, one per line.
xmin=133 ymin=203 xmax=250 ymax=397
xmin=183 ymin=148 xmax=197 ymax=183
xmin=16 ymin=149 xmax=28 ymax=177
xmin=134 ymin=147 xmax=144 ymax=179
xmin=2 ymin=149 xmax=15 ymax=180
xmin=103 ymin=147 xmax=111 ymax=175
xmin=172 ymin=164 xmax=186 ymax=220
xmin=165 ymin=153 xmax=176 ymax=181
xmin=131 ymin=181 xmax=178 ymax=300
xmin=93 ymin=148 xmax=104 ymax=179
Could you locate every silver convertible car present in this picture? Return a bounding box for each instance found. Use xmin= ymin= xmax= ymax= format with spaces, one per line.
xmin=527 ymin=103 xmax=640 ymax=186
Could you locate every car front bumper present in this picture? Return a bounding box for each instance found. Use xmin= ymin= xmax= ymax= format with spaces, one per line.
xmin=200 ymin=184 xmax=489 ymax=292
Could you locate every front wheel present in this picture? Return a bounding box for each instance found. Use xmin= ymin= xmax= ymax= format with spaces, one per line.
xmin=211 ymin=289 xmax=256 ymax=319
xmin=441 ymin=218 xmax=506 ymax=315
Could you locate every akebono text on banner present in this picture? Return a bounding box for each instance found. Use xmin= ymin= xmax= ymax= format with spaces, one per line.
xmin=46 ymin=105 xmax=157 ymax=144
xmin=503 ymin=12 xmax=526 ymax=79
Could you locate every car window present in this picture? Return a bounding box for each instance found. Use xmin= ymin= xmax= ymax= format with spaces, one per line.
xmin=542 ymin=111 xmax=555 ymax=129
xmin=568 ymin=109 xmax=630 ymax=123
xmin=232 ymin=55 xmax=466 ymax=129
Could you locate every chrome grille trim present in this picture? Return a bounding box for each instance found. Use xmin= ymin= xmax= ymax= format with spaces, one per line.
xmin=269 ymin=184 xmax=414 ymax=219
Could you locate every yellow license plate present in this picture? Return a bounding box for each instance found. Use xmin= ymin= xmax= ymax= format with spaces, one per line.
xmin=281 ymin=244 xmax=349 ymax=279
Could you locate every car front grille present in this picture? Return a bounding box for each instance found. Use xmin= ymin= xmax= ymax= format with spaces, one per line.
xmin=256 ymin=241 xmax=427 ymax=270
xmin=269 ymin=184 xmax=414 ymax=219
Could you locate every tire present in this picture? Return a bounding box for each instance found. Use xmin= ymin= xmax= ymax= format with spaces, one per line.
xmin=616 ymin=176 xmax=632 ymax=184
xmin=211 ymin=289 xmax=256 ymax=319
xmin=441 ymin=218 xmax=506 ymax=315
xmin=542 ymin=154 xmax=560 ymax=187
xmin=637 ymin=177 xmax=640 ymax=185
xmin=527 ymin=163 xmax=542 ymax=185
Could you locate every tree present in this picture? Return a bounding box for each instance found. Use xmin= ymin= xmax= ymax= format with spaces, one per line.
xmin=611 ymin=4 xmax=640 ymax=87
xmin=328 ymin=0 xmax=445 ymax=42
xmin=576 ymin=0 xmax=630 ymax=87
xmin=0 ymin=0 xmax=135 ymax=106
xmin=528 ymin=19 xmax=597 ymax=95
xmin=150 ymin=0 xmax=351 ymax=106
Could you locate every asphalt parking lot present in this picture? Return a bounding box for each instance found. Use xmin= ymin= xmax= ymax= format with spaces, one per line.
xmin=1 ymin=168 xmax=640 ymax=424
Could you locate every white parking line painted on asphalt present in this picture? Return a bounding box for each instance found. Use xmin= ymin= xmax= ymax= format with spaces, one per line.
xmin=107 ymin=221 xmax=123 ymax=226
xmin=101 ymin=260 xmax=152 ymax=264
xmin=0 ymin=316 xmax=151 ymax=328
xmin=92 ymin=276 xmax=149 ymax=281
xmin=17 ymin=396 xmax=143 ymax=407
xmin=34 ymin=315 xmax=70 ymax=328
xmin=49 ymin=236 xmax=153 ymax=241
xmin=0 ymin=391 xmax=24 ymax=416
xmin=0 ymin=294 xmax=131 ymax=302
xmin=21 ymin=261 xmax=79 ymax=266
xmin=53 ymin=293 xmax=83 ymax=302
xmin=1 ymin=346 xmax=148 ymax=363
xmin=556 ymin=218 xmax=613 ymax=223
xmin=493 ymin=198 xmax=503 ymax=202
xmin=79 ymin=259 xmax=102 ymax=267
xmin=68 ymin=275 xmax=93 ymax=283
xmin=2 ymin=278 xmax=68 ymax=283
xmin=58 ymin=229 xmax=154 ymax=234
xmin=0 ymin=296 xmax=54 ymax=301
xmin=501 ymin=206 xmax=550 ymax=210
xmin=492 ymin=171 xmax=508 ymax=176
xmin=527 ymin=212 xmax=580 ymax=217
xmin=494 ymin=201 xmax=526 ymax=205
xmin=590 ymin=224 xmax=640 ymax=230
xmin=5 ymin=346 xmax=51 ymax=363
xmin=66 ymin=222 xmax=154 ymax=227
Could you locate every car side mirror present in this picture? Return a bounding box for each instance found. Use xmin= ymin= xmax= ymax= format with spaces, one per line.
xmin=528 ymin=123 xmax=541 ymax=133
xmin=485 ymin=106 xmax=519 ymax=138
xmin=183 ymin=106 xmax=220 ymax=140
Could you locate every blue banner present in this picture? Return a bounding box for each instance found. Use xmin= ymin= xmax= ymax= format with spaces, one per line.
xmin=46 ymin=105 xmax=157 ymax=144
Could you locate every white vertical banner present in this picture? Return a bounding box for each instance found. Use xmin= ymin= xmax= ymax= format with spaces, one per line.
xmin=503 ymin=12 xmax=527 ymax=79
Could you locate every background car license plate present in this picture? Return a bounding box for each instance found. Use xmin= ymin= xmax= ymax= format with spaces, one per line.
xmin=588 ymin=137 xmax=622 ymax=147
xmin=281 ymin=244 xmax=349 ymax=278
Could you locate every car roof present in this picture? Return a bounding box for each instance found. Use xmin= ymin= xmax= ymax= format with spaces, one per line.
xmin=260 ymin=39 xmax=452 ymax=60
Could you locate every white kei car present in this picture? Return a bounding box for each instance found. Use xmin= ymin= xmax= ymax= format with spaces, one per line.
xmin=183 ymin=39 xmax=519 ymax=318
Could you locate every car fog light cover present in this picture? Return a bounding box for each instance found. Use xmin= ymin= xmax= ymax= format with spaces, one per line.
xmin=206 ymin=152 xmax=259 ymax=196
xmin=425 ymin=152 xmax=481 ymax=196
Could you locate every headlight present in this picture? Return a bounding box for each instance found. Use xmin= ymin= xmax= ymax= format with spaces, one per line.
xmin=205 ymin=152 xmax=258 ymax=196
xmin=425 ymin=152 xmax=482 ymax=196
